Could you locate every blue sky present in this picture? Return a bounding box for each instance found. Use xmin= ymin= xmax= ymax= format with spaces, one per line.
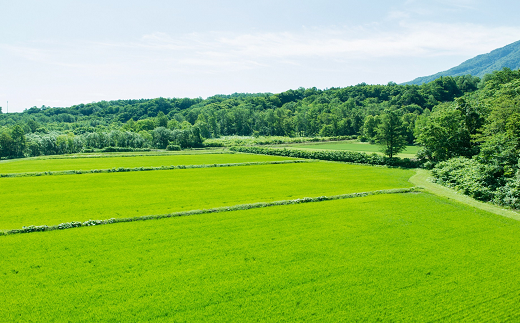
xmin=1 ymin=0 xmax=520 ymax=112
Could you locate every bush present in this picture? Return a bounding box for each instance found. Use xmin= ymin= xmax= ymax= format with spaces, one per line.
xmin=102 ymin=147 xmax=151 ymax=152
xmin=431 ymin=157 xmax=501 ymax=202
xmin=167 ymin=144 xmax=181 ymax=151
xmin=494 ymin=169 xmax=520 ymax=209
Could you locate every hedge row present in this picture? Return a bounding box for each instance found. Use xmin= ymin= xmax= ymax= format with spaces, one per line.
xmin=8 ymin=219 xmax=116 ymax=234
xmin=1 ymin=187 xmax=420 ymax=236
xmin=80 ymin=147 xmax=151 ymax=153
xmin=0 ymin=160 xmax=312 ymax=178
xmin=231 ymin=146 xmax=422 ymax=168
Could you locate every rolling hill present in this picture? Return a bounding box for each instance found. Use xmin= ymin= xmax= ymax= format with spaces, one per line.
xmin=406 ymin=39 xmax=520 ymax=85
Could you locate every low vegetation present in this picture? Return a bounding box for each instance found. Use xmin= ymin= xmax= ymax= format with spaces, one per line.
xmin=0 ymin=152 xmax=294 ymax=174
xmin=0 ymin=160 xmax=414 ymax=230
xmin=230 ymin=146 xmax=421 ymax=168
xmin=3 ymin=193 xmax=520 ymax=321
xmin=283 ymin=140 xmax=420 ymax=157
xmin=4 ymin=187 xmax=417 ymax=235
xmin=203 ymin=135 xmax=354 ymax=147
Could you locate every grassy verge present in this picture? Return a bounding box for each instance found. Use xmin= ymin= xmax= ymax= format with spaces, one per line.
xmin=410 ymin=169 xmax=520 ymax=221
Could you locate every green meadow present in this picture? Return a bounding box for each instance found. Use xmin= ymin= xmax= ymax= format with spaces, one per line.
xmin=0 ymin=152 xmax=295 ymax=174
xmin=0 ymin=161 xmax=413 ymax=230
xmin=285 ymin=140 xmax=420 ymax=158
xmin=3 ymin=193 xmax=520 ymax=322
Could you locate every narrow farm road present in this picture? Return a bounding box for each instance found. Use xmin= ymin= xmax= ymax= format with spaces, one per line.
xmin=409 ymin=168 xmax=520 ymax=221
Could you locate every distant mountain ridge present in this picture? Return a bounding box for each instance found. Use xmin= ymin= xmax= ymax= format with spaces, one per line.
xmin=405 ymin=40 xmax=520 ymax=85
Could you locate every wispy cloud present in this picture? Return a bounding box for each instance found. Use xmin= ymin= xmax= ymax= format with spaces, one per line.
xmin=3 ymin=20 xmax=520 ymax=75
xmin=134 ymin=22 xmax=520 ymax=64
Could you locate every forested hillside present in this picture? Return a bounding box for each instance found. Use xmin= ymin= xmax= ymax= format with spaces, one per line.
xmin=0 ymin=74 xmax=479 ymax=156
xmin=406 ymin=40 xmax=520 ymax=85
xmin=424 ymin=68 xmax=520 ymax=208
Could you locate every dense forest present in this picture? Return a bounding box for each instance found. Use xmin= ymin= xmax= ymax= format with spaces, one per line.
xmin=2 ymin=68 xmax=520 ymax=208
xmin=0 ymin=73 xmax=481 ymax=154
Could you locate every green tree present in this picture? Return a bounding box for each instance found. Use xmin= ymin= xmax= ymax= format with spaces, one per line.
xmin=11 ymin=125 xmax=26 ymax=158
xmin=0 ymin=132 xmax=14 ymax=157
xmin=375 ymin=111 xmax=407 ymax=158
xmin=152 ymin=127 xmax=172 ymax=149
xmin=362 ymin=115 xmax=379 ymax=142
xmin=136 ymin=119 xmax=156 ymax=131
xmin=26 ymin=119 xmax=40 ymax=133
xmin=155 ymin=111 xmax=168 ymax=128
xmin=415 ymin=104 xmax=474 ymax=163
xmin=122 ymin=119 xmax=138 ymax=132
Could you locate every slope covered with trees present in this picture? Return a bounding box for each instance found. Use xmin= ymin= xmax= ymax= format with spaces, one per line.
xmin=406 ymin=40 xmax=520 ymax=85
xmin=0 ymin=74 xmax=479 ymax=158
xmin=416 ymin=68 xmax=520 ymax=208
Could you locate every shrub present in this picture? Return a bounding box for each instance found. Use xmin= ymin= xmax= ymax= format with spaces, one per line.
xmin=167 ymin=144 xmax=181 ymax=151
xmin=431 ymin=157 xmax=501 ymax=202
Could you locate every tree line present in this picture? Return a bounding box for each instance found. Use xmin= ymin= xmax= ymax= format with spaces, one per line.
xmin=0 ymin=74 xmax=481 ymax=158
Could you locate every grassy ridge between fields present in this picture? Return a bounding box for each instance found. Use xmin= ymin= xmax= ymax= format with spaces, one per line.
xmin=0 ymin=160 xmax=312 ymax=178
xmin=2 ymin=187 xmax=419 ymax=235
xmin=2 ymin=193 xmax=520 ymax=322
xmin=0 ymin=162 xmax=414 ymax=230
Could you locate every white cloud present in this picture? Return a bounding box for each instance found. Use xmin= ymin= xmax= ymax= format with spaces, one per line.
xmin=144 ymin=22 xmax=520 ymax=63
xmin=3 ymin=21 xmax=520 ymax=75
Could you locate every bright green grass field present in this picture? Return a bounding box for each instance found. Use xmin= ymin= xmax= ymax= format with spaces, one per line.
xmin=2 ymin=193 xmax=520 ymax=322
xmin=0 ymin=162 xmax=413 ymax=229
xmin=0 ymin=153 xmax=295 ymax=174
xmin=287 ymin=141 xmax=420 ymax=157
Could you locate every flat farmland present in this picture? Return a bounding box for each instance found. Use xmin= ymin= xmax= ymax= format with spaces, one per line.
xmin=0 ymin=161 xmax=414 ymax=230
xmin=284 ymin=140 xmax=420 ymax=158
xmin=2 ymin=193 xmax=520 ymax=322
xmin=0 ymin=153 xmax=296 ymax=174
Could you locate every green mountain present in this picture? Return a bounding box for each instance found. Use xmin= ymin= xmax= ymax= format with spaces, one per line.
xmin=405 ymin=39 xmax=520 ymax=85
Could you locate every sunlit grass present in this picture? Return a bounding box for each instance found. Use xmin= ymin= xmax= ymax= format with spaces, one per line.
xmin=2 ymin=193 xmax=520 ymax=321
xmin=0 ymin=161 xmax=413 ymax=229
xmin=285 ymin=140 xmax=420 ymax=158
xmin=0 ymin=153 xmax=295 ymax=174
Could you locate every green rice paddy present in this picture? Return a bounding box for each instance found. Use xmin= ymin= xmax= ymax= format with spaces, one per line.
xmin=2 ymin=152 xmax=519 ymax=322
xmin=0 ymin=153 xmax=295 ymax=174
xmin=2 ymin=193 xmax=520 ymax=322
xmin=285 ymin=140 xmax=420 ymax=157
xmin=0 ymin=162 xmax=413 ymax=230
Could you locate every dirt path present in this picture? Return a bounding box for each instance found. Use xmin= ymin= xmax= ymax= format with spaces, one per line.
xmin=409 ymin=169 xmax=520 ymax=221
